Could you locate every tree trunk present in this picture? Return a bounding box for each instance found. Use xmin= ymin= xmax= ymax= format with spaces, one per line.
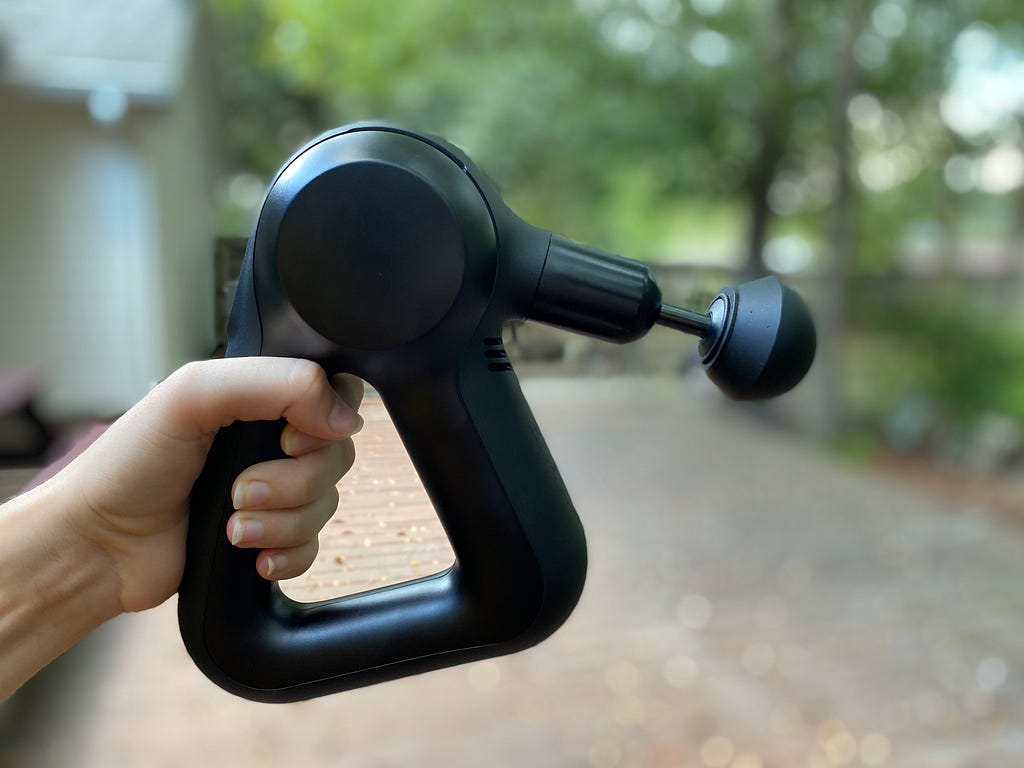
xmin=740 ymin=0 xmax=795 ymax=279
xmin=810 ymin=0 xmax=869 ymax=439
xmin=742 ymin=132 xmax=784 ymax=281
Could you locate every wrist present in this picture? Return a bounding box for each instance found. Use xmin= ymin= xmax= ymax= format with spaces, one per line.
xmin=0 ymin=473 xmax=122 ymax=697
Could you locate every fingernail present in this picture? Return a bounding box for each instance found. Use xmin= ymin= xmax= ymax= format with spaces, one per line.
xmin=283 ymin=430 xmax=323 ymax=456
xmin=233 ymin=481 xmax=270 ymax=509
xmin=264 ymin=553 xmax=287 ymax=578
xmin=329 ymin=400 xmax=362 ymax=435
xmin=230 ymin=518 xmax=263 ymax=545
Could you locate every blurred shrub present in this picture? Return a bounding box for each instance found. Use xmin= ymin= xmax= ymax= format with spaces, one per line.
xmin=848 ymin=281 xmax=1024 ymax=466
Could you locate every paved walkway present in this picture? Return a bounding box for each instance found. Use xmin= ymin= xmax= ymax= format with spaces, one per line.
xmin=6 ymin=378 xmax=1024 ymax=767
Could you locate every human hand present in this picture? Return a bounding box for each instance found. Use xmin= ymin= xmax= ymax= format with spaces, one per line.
xmin=55 ymin=357 xmax=363 ymax=613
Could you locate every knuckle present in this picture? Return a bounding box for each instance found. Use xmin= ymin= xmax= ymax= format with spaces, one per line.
xmin=287 ymin=360 xmax=326 ymax=401
xmin=153 ymin=363 xmax=190 ymax=403
xmin=323 ymin=484 xmax=340 ymax=511
xmin=146 ymin=360 xmax=208 ymax=427
xmin=328 ymin=442 xmax=348 ymax=479
xmin=302 ymin=537 xmax=320 ymax=565
xmin=339 ymin=440 xmax=356 ymax=474
xmin=171 ymin=360 xmax=206 ymax=391
xmin=290 ymin=511 xmax=310 ymax=543
xmin=299 ymin=471 xmax=318 ymax=504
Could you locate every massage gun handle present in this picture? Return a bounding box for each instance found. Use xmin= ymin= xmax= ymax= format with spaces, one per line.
xmin=178 ymin=346 xmax=587 ymax=702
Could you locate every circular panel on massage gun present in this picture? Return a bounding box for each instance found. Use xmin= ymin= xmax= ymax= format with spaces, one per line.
xmin=276 ymin=160 xmax=467 ymax=351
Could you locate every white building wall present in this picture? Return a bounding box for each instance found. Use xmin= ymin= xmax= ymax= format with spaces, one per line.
xmin=0 ymin=86 xmax=214 ymax=418
xmin=138 ymin=34 xmax=218 ymax=376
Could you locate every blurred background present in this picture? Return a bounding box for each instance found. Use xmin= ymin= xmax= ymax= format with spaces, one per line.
xmin=1 ymin=0 xmax=1023 ymax=474
xmin=1 ymin=0 xmax=1024 ymax=766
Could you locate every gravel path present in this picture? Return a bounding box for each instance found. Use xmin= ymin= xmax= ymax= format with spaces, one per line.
xmin=6 ymin=377 xmax=1024 ymax=768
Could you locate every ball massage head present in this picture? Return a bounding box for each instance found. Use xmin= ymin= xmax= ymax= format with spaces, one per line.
xmin=657 ymin=277 xmax=816 ymax=399
xmin=178 ymin=124 xmax=816 ymax=702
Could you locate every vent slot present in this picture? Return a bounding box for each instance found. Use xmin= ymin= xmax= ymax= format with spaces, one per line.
xmin=483 ymin=336 xmax=512 ymax=372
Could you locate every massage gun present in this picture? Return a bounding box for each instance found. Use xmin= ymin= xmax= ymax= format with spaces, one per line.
xmin=178 ymin=123 xmax=816 ymax=702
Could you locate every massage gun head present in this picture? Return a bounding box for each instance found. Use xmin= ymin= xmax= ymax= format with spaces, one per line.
xmin=693 ymin=276 xmax=816 ymax=400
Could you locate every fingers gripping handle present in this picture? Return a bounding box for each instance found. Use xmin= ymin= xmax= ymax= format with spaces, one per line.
xmin=178 ymin=359 xmax=587 ymax=702
xmin=178 ymin=419 xmax=285 ymax=696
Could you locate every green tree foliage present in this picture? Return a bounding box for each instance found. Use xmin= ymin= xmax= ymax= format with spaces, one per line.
xmin=207 ymin=0 xmax=1024 ymax=454
xmin=210 ymin=0 xmax=1020 ymax=253
xmin=208 ymin=0 xmax=846 ymax=253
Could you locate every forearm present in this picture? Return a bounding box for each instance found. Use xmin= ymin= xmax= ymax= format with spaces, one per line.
xmin=0 ymin=476 xmax=120 ymax=699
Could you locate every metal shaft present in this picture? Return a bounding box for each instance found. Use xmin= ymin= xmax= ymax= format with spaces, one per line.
xmin=656 ymin=303 xmax=710 ymax=337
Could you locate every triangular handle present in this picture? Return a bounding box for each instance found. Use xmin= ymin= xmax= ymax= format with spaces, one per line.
xmin=178 ymin=348 xmax=586 ymax=702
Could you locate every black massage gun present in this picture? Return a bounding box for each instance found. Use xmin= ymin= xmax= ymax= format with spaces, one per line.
xmin=178 ymin=123 xmax=815 ymax=702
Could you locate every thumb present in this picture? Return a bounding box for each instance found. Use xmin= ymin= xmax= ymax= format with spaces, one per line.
xmin=153 ymin=358 xmax=362 ymax=441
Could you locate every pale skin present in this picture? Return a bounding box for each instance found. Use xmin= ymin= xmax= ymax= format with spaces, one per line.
xmin=0 ymin=357 xmax=364 ymax=699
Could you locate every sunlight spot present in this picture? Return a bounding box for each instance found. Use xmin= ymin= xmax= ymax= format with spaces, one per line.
xmin=691 ymin=0 xmax=726 ymax=16
xmin=859 ymin=153 xmax=897 ymax=191
xmin=639 ymin=0 xmax=683 ymax=26
xmin=601 ymin=13 xmax=655 ymax=53
xmin=677 ymin=593 xmax=713 ymax=628
xmin=690 ymin=29 xmax=732 ymax=67
xmin=227 ymin=173 xmax=265 ymax=211
xmin=817 ymin=719 xmax=857 ymax=765
xmin=872 ymin=3 xmax=907 ymax=39
xmin=768 ymin=178 xmax=805 ymax=216
xmin=663 ymin=653 xmax=699 ymax=688
xmin=859 ymin=732 xmax=892 ymax=765
xmin=847 ymin=93 xmax=883 ymax=130
xmin=976 ymin=656 xmax=1008 ymax=691
xmin=764 ymin=236 xmax=814 ymax=275
xmin=854 ymin=32 xmax=890 ymax=69
xmin=732 ymin=752 xmax=764 ymax=768
xmin=273 ymin=19 xmax=308 ymax=53
xmin=977 ymin=145 xmax=1024 ymax=194
xmin=700 ymin=736 xmax=735 ymax=767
